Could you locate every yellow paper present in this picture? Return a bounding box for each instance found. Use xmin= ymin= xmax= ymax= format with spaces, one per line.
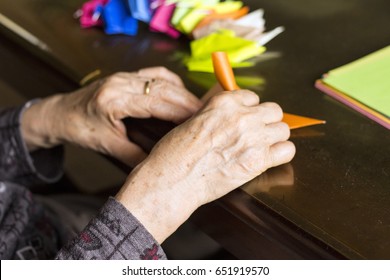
xmin=186 ymin=30 xmax=265 ymax=72
xmin=213 ymin=1 xmax=243 ymax=14
xmin=171 ymin=0 xmax=218 ymax=30
xmin=176 ymin=1 xmax=243 ymax=34
xmin=178 ymin=8 xmax=208 ymax=34
xmin=323 ymin=45 xmax=390 ymax=117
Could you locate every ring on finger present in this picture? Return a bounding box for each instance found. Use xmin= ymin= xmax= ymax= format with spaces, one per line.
xmin=143 ymin=79 xmax=155 ymax=95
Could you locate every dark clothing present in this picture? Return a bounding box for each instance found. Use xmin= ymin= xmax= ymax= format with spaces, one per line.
xmin=0 ymin=102 xmax=166 ymax=259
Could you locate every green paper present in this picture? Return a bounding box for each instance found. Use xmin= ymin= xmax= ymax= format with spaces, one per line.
xmin=170 ymin=0 xmax=200 ymax=26
xmin=175 ymin=1 xmax=242 ymax=34
xmin=178 ymin=7 xmax=209 ymax=34
xmin=186 ymin=30 xmax=265 ymax=72
xmin=171 ymin=7 xmax=190 ymax=30
xmin=323 ymin=45 xmax=390 ymax=117
xmin=212 ymin=1 xmax=243 ymax=14
xmin=175 ymin=0 xmax=219 ymax=33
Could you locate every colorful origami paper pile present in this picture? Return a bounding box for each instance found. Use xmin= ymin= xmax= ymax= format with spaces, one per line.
xmin=76 ymin=0 xmax=284 ymax=72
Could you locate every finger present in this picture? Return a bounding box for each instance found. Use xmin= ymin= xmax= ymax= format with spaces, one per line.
xmin=268 ymin=141 xmax=296 ymax=169
xmin=255 ymin=102 xmax=284 ymax=124
xmin=107 ymin=72 xmax=168 ymax=94
xmin=111 ymin=75 xmax=202 ymax=112
xmin=101 ymin=77 xmax=202 ymax=120
xmin=264 ymin=121 xmax=290 ymax=144
xmin=108 ymin=137 xmax=148 ymax=168
xmin=113 ymin=91 xmax=195 ymax=123
xmin=148 ymin=79 xmax=203 ymax=113
xmin=148 ymin=99 xmax=195 ymax=123
xmin=230 ymin=89 xmax=260 ymax=106
xmin=137 ymin=67 xmax=184 ymax=87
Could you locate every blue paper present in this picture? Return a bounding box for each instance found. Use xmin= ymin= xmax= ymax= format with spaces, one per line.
xmin=102 ymin=0 xmax=138 ymax=35
xmin=128 ymin=0 xmax=152 ymax=23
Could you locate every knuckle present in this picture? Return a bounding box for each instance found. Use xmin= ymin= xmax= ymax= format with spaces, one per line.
xmin=241 ymin=89 xmax=259 ymax=99
xmin=94 ymin=85 xmax=116 ymax=111
xmin=236 ymin=115 xmax=251 ymax=131
xmin=153 ymin=79 xmax=167 ymax=95
xmin=240 ymin=158 xmax=259 ymax=174
xmin=104 ymin=74 xmax=122 ymax=85
xmin=248 ymin=91 xmax=260 ymax=104
xmin=266 ymin=101 xmax=283 ymax=112
xmin=156 ymin=66 xmax=168 ymax=71
xmin=208 ymin=93 xmax=234 ymax=107
xmin=94 ymin=92 xmax=107 ymax=111
xmin=263 ymin=102 xmax=283 ymax=119
xmin=238 ymin=149 xmax=266 ymax=174
xmin=155 ymin=66 xmax=170 ymax=75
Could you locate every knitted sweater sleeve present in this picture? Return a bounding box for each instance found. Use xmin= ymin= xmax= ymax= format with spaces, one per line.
xmin=56 ymin=197 xmax=167 ymax=260
xmin=0 ymin=102 xmax=167 ymax=260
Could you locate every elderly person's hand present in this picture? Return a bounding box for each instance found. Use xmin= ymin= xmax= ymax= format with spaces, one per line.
xmin=21 ymin=67 xmax=202 ymax=166
xmin=116 ymin=90 xmax=296 ymax=243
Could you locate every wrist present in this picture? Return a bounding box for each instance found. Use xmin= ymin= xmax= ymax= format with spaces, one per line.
xmin=21 ymin=95 xmax=66 ymax=151
xmin=115 ymin=161 xmax=199 ymax=243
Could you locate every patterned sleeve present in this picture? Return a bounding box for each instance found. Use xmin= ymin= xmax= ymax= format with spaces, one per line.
xmin=0 ymin=101 xmax=64 ymax=186
xmin=56 ymin=197 xmax=167 ymax=260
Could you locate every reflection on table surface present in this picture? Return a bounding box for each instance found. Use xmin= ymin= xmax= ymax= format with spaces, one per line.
xmin=0 ymin=0 xmax=389 ymax=259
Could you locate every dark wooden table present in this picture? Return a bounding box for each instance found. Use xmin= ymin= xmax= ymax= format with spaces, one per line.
xmin=1 ymin=0 xmax=389 ymax=259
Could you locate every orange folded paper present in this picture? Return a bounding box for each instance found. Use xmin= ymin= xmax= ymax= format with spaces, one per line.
xmin=211 ymin=51 xmax=325 ymax=129
xmin=282 ymin=113 xmax=325 ymax=129
xmin=193 ymin=6 xmax=250 ymax=33
xmin=212 ymin=52 xmax=240 ymax=90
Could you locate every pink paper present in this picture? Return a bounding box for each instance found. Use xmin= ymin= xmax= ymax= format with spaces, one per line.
xmin=149 ymin=3 xmax=180 ymax=39
xmin=79 ymin=0 xmax=109 ymax=28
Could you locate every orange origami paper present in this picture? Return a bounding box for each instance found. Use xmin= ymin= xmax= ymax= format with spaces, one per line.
xmin=211 ymin=51 xmax=240 ymax=90
xmin=282 ymin=113 xmax=325 ymax=129
xmin=193 ymin=6 xmax=250 ymax=33
xmin=211 ymin=52 xmax=325 ymax=129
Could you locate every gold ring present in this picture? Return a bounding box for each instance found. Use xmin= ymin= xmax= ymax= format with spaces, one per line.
xmin=144 ymin=80 xmax=152 ymax=95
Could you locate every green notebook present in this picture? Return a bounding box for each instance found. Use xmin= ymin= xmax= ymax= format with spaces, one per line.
xmin=316 ymin=45 xmax=390 ymax=129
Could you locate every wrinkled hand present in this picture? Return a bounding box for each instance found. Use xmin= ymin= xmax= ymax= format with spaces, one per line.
xmin=21 ymin=67 xmax=202 ymax=166
xmin=116 ymin=90 xmax=296 ymax=243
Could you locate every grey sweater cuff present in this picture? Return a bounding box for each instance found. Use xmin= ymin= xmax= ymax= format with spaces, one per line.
xmin=56 ymin=197 xmax=167 ymax=260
